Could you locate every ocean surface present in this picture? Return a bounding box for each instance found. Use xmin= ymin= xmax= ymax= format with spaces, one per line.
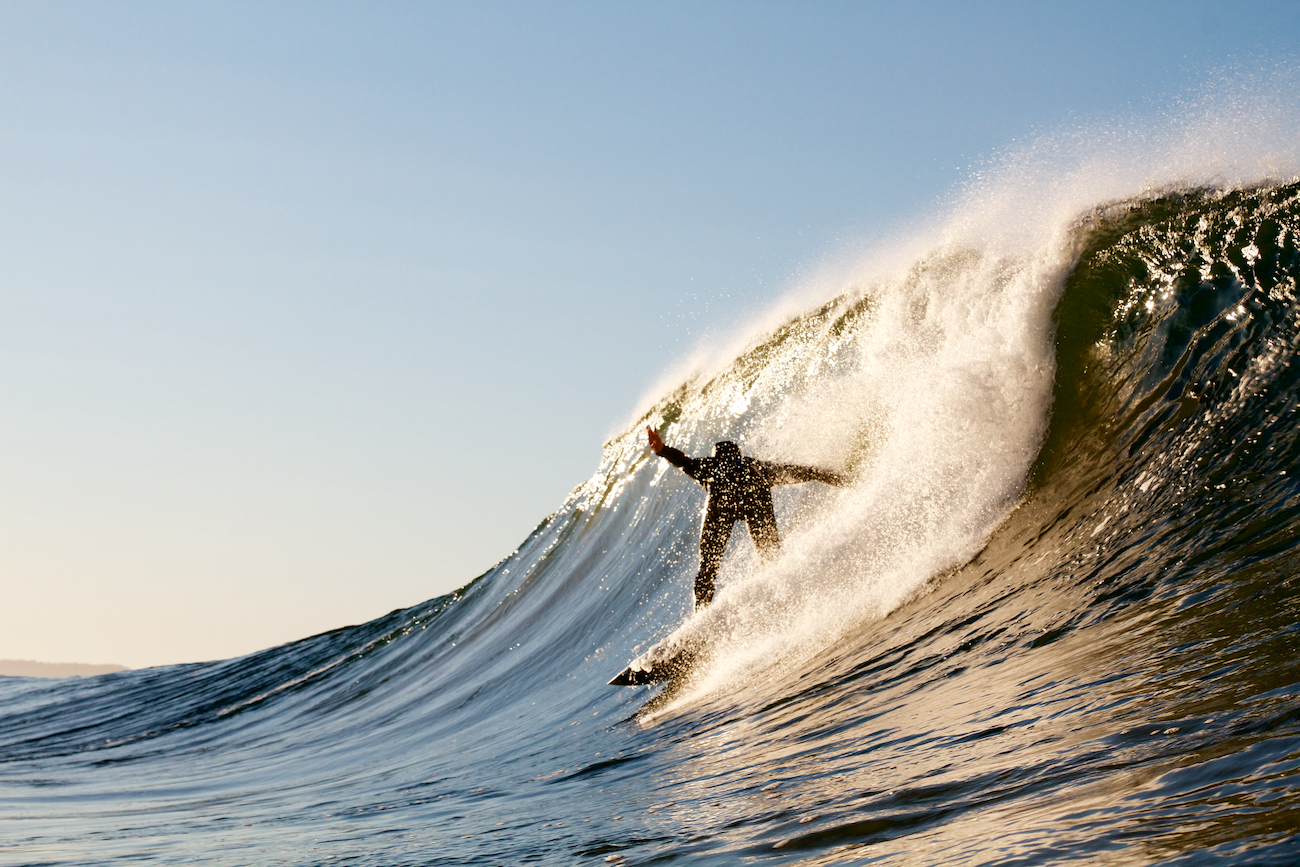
xmin=5 ymin=156 xmax=1300 ymax=862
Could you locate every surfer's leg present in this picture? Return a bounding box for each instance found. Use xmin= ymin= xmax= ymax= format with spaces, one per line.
xmin=748 ymin=500 xmax=781 ymax=563
xmin=696 ymin=511 xmax=733 ymax=608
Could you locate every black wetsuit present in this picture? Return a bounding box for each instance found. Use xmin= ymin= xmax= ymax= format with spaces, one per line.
xmin=656 ymin=441 xmax=845 ymax=608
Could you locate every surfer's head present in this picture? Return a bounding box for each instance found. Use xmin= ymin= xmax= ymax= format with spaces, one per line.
xmin=713 ymin=441 xmax=741 ymax=460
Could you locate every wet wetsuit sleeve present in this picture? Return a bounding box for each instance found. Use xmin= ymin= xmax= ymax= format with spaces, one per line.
xmin=657 ymin=446 xmax=710 ymax=485
xmin=757 ymin=461 xmax=849 ymax=487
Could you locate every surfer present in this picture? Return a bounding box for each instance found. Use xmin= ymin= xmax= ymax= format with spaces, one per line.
xmin=646 ymin=426 xmax=848 ymax=608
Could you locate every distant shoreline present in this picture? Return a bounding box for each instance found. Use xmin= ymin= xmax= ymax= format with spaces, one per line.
xmin=0 ymin=660 xmax=129 ymax=678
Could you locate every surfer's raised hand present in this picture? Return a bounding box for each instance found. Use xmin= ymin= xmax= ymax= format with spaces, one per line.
xmin=646 ymin=426 xmax=665 ymax=455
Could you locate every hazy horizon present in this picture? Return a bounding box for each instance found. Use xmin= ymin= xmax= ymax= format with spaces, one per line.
xmin=0 ymin=660 xmax=130 ymax=678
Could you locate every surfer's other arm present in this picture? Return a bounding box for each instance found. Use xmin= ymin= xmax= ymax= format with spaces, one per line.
xmin=646 ymin=425 xmax=665 ymax=454
xmin=760 ymin=461 xmax=850 ymax=487
xmin=646 ymin=426 xmax=696 ymax=472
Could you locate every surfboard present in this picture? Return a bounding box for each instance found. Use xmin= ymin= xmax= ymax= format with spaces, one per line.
xmin=608 ymin=642 xmax=698 ymax=686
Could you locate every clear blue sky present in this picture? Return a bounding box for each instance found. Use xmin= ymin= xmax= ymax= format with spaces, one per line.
xmin=2 ymin=1 xmax=1296 ymax=668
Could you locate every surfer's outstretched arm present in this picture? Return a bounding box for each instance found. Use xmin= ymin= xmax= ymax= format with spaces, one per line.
xmin=646 ymin=426 xmax=707 ymax=480
xmin=761 ymin=461 xmax=850 ymax=487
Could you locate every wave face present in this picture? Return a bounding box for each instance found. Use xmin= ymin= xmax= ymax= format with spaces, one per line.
xmin=4 ymin=180 xmax=1300 ymax=865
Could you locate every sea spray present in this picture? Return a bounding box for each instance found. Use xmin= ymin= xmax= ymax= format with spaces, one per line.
xmin=622 ymin=235 xmax=1068 ymax=704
